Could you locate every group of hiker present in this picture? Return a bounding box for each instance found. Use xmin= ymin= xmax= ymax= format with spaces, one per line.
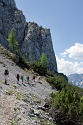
xmin=16 ymin=74 xmax=29 ymax=84
xmin=4 ymin=67 xmax=35 ymax=85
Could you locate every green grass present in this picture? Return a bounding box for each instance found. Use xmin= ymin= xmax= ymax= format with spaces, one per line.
xmin=0 ymin=81 xmax=5 ymax=84
xmin=16 ymin=92 xmax=21 ymax=100
xmin=11 ymin=121 xmax=15 ymax=125
xmin=10 ymin=117 xmax=20 ymax=125
xmin=6 ymin=90 xmax=13 ymax=95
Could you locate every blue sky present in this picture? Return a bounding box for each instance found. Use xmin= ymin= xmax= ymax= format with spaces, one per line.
xmin=15 ymin=0 xmax=83 ymax=76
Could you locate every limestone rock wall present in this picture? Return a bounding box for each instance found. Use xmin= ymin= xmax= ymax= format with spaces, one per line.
xmin=0 ymin=0 xmax=57 ymax=73
xmin=0 ymin=0 xmax=26 ymax=48
xmin=21 ymin=22 xmax=57 ymax=72
xmin=0 ymin=0 xmax=17 ymax=9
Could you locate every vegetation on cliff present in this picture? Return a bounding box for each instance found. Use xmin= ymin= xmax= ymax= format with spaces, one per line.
xmin=7 ymin=29 xmax=19 ymax=53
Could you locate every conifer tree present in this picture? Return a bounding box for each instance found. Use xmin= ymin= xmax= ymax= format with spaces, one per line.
xmin=7 ymin=29 xmax=19 ymax=53
xmin=40 ymin=53 xmax=48 ymax=70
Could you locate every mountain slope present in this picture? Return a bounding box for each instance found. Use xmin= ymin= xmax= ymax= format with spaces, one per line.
xmin=68 ymin=73 xmax=83 ymax=88
xmin=0 ymin=0 xmax=57 ymax=73
xmin=0 ymin=45 xmax=56 ymax=125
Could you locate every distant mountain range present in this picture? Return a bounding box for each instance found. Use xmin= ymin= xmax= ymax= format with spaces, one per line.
xmin=68 ymin=73 xmax=83 ymax=88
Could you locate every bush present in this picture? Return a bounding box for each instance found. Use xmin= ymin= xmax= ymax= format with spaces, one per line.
xmin=17 ymin=53 xmax=30 ymax=70
xmin=31 ymin=61 xmax=47 ymax=75
xmin=46 ymin=74 xmax=68 ymax=90
xmin=16 ymin=92 xmax=21 ymax=100
xmin=6 ymin=90 xmax=13 ymax=95
xmin=49 ymin=88 xmax=83 ymax=124
xmin=31 ymin=53 xmax=48 ymax=75
xmin=47 ymin=73 xmax=83 ymax=125
xmin=46 ymin=70 xmax=55 ymax=77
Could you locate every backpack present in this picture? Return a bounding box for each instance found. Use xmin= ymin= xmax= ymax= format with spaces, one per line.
xmin=21 ymin=75 xmax=23 ymax=79
xmin=4 ymin=70 xmax=9 ymax=75
xmin=27 ymin=76 xmax=29 ymax=80
xmin=33 ymin=76 xmax=35 ymax=79
xmin=17 ymin=74 xmax=19 ymax=78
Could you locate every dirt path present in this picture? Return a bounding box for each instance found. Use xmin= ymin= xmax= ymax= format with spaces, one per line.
xmin=0 ymin=94 xmax=17 ymax=125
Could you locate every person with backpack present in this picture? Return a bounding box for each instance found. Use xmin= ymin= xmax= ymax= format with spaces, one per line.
xmin=21 ymin=75 xmax=24 ymax=84
xmin=16 ymin=74 xmax=20 ymax=84
xmin=4 ymin=67 xmax=9 ymax=84
xmin=26 ymin=75 xmax=29 ymax=84
xmin=33 ymin=75 xmax=35 ymax=82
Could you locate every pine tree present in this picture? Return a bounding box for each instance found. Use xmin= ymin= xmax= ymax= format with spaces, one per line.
xmin=40 ymin=53 xmax=48 ymax=70
xmin=7 ymin=29 xmax=19 ymax=53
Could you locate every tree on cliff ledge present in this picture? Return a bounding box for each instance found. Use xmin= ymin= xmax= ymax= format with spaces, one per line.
xmin=32 ymin=53 xmax=48 ymax=75
xmin=40 ymin=53 xmax=48 ymax=71
xmin=7 ymin=29 xmax=19 ymax=53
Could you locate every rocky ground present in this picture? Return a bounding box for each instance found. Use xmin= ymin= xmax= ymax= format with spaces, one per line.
xmin=0 ymin=47 xmax=57 ymax=125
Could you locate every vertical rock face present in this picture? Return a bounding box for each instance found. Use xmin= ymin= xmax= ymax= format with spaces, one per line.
xmin=0 ymin=0 xmax=17 ymax=9
xmin=0 ymin=0 xmax=16 ymax=9
xmin=0 ymin=0 xmax=26 ymax=48
xmin=0 ymin=0 xmax=57 ymax=73
xmin=21 ymin=22 xmax=57 ymax=72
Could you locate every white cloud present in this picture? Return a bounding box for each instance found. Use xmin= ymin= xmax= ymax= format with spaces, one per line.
xmin=60 ymin=43 xmax=83 ymax=59
xmin=56 ymin=56 xmax=83 ymax=76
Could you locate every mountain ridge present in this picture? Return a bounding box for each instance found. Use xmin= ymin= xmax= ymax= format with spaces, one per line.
xmin=68 ymin=73 xmax=83 ymax=88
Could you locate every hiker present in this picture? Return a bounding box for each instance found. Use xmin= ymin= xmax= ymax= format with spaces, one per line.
xmin=26 ymin=75 xmax=29 ymax=84
xmin=33 ymin=75 xmax=35 ymax=82
xmin=21 ymin=75 xmax=24 ymax=84
xmin=16 ymin=74 xmax=20 ymax=84
xmin=4 ymin=67 xmax=9 ymax=84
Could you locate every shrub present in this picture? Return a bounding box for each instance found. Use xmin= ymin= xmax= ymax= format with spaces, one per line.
xmin=32 ymin=61 xmax=47 ymax=75
xmin=46 ymin=70 xmax=55 ymax=77
xmin=46 ymin=74 xmax=68 ymax=90
xmin=31 ymin=53 xmax=48 ymax=75
xmin=50 ymin=89 xmax=83 ymax=124
xmin=16 ymin=92 xmax=21 ymax=100
xmin=17 ymin=53 xmax=30 ymax=70
xmin=6 ymin=90 xmax=13 ymax=95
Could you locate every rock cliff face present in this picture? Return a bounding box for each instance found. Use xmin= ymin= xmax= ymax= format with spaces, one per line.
xmin=0 ymin=0 xmax=26 ymax=47
xmin=21 ymin=22 xmax=57 ymax=72
xmin=0 ymin=0 xmax=57 ymax=73
xmin=0 ymin=0 xmax=17 ymax=9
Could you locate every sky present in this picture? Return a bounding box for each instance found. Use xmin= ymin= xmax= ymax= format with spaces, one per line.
xmin=15 ymin=0 xmax=83 ymax=76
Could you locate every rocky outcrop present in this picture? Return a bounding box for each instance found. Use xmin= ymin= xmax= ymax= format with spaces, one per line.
xmin=0 ymin=0 xmax=57 ymax=73
xmin=21 ymin=22 xmax=57 ymax=72
xmin=0 ymin=0 xmax=26 ymax=48
xmin=0 ymin=0 xmax=17 ymax=9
